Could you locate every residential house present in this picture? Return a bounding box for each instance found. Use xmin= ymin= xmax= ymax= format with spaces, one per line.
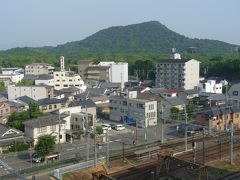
xmin=228 ymin=82 xmax=240 ymax=103
xmin=70 ymin=112 xmax=94 ymax=132
xmin=7 ymin=85 xmax=54 ymax=101
xmin=23 ymin=114 xmax=67 ymax=145
xmin=199 ymin=93 xmax=226 ymax=107
xmin=0 ymin=124 xmax=27 ymax=153
xmin=197 ymin=80 xmax=222 ymax=94
xmin=195 ymin=106 xmax=240 ymax=130
xmin=0 ymin=100 xmax=10 ymax=124
xmin=37 ymin=98 xmax=68 ymax=113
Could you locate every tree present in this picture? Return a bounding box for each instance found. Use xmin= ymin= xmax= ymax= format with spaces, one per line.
xmin=96 ymin=126 xmax=103 ymax=135
xmin=0 ymin=82 xmax=6 ymax=92
xmin=170 ymin=107 xmax=180 ymax=121
xmin=28 ymin=101 xmax=43 ymax=118
xmin=34 ymin=134 xmax=56 ymax=158
xmin=187 ymin=104 xmax=197 ymax=120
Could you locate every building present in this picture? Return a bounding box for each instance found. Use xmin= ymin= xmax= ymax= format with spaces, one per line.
xmin=7 ymin=85 xmax=54 ymax=101
xmin=35 ymin=75 xmax=54 ymax=86
xmin=109 ymin=91 xmax=157 ymax=127
xmin=70 ymin=112 xmax=94 ymax=131
xmin=0 ymin=73 xmax=24 ymax=85
xmin=195 ymin=106 xmax=240 ymax=131
xmin=1 ymin=68 xmax=24 ymax=75
xmin=86 ymin=62 xmax=128 ymax=84
xmin=77 ymin=60 xmax=93 ymax=80
xmin=155 ymin=55 xmax=200 ymax=90
xmin=53 ymin=56 xmax=86 ymax=92
xmin=0 ymin=100 xmax=10 ymax=124
xmin=197 ymin=80 xmax=222 ymax=94
xmin=23 ymin=114 xmax=67 ymax=145
xmin=228 ymin=82 xmax=240 ymax=102
xmin=0 ymin=124 xmax=27 ymax=153
xmin=25 ymin=63 xmax=54 ymax=75
xmin=37 ymin=98 xmax=68 ymax=113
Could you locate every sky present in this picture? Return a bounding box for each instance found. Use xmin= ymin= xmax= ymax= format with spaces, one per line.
xmin=0 ymin=0 xmax=239 ymax=50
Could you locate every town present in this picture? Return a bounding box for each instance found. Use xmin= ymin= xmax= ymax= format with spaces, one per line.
xmin=0 ymin=48 xmax=240 ymax=179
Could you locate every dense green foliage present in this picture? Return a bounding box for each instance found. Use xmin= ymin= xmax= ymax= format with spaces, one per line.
xmin=96 ymin=126 xmax=103 ymax=135
xmin=3 ymin=142 xmax=30 ymax=153
xmin=170 ymin=107 xmax=180 ymax=121
xmin=8 ymin=101 xmax=43 ymax=130
xmin=34 ymin=134 xmax=56 ymax=157
xmin=186 ymin=104 xmax=197 ymax=120
xmin=17 ymin=80 xmax=35 ymax=86
xmin=0 ymin=82 xmax=6 ymax=92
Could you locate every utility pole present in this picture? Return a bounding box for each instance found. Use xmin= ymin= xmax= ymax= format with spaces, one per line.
xmin=161 ymin=105 xmax=164 ymax=144
xmin=225 ymin=86 xmax=228 ymax=131
xmin=230 ymin=122 xmax=234 ymax=164
xmin=86 ymin=133 xmax=89 ymax=161
xmin=184 ymin=104 xmax=188 ymax=151
xmin=58 ymin=111 xmax=61 ymax=160
xmin=122 ymin=142 xmax=125 ymax=161
xmin=106 ymin=132 xmax=109 ymax=166
xmin=94 ymin=127 xmax=97 ymax=167
xmin=219 ymin=129 xmax=222 ymax=161
xmin=202 ymin=128 xmax=205 ymax=165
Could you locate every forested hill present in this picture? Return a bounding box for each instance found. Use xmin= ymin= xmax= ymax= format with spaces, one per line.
xmin=0 ymin=21 xmax=238 ymax=67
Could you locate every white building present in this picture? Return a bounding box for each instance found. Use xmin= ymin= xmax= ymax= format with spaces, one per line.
xmin=110 ymin=63 xmax=128 ymax=84
xmin=7 ymin=85 xmax=54 ymax=100
xmin=0 ymin=73 xmax=24 ymax=85
xmin=198 ymin=80 xmax=222 ymax=94
xmin=156 ymin=56 xmax=200 ymax=90
xmin=35 ymin=75 xmax=54 ymax=86
xmin=23 ymin=114 xmax=67 ymax=145
xmin=1 ymin=68 xmax=24 ymax=75
xmin=54 ymin=56 xmax=87 ymax=92
xmin=25 ymin=63 xmax=55 ymax=75
xmin=109 ymin=91 xmax=157 ymax=127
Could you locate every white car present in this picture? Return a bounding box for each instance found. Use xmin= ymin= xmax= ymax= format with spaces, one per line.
xmin=115 ymin=124 xmax=125 ymax=131
xmin=102 ymin=124 xmax=112 ymax=130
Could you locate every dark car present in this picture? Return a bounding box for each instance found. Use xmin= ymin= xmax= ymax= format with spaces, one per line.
xmin=109 ymin=123 xmax=117 ymax=130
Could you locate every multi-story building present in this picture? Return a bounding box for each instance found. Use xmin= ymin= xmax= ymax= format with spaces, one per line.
xmin=197 ymin=80 xmax=222 ymax=94
xmin=0 ymin=100 xmax=10 ymax=124
xmin=35 ymin=75 xmax=54 ymax=86
xmin=109 ymin=91 xmax=157 ymax=127
xmin=0 ymin=67 xmax=24 ymax=85
xmin=53 ymin=56 xmax=86 ymax=92
xmin=77 ymin=60 xmax=93 ymax=80
xmin=156 ymin=55 xmax=200 ymax=90
xmin=70 ymin=112 xmax=94 ymax=131
xmin=86 ymin=62 xmax=128 ymax=84
xmin=7 ymin=85 xmax=54 ymax=100
xmin=25 ymin=63 xmax=55 ymax=75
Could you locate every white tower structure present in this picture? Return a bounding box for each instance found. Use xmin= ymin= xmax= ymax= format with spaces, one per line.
xmin=60 ymin=56 xmax=65 ymax=71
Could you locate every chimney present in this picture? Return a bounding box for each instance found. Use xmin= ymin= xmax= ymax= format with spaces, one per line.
xmin=60 ymin=56 xmax=65 ymax=71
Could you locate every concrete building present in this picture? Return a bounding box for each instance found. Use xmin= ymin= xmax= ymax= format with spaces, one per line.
xmin=156 ymin=56 xmax=200 ymax=90
xmin=37 ymin=98 xmax=68 ymax=113
xmin=23 ymin=114 xmax=67 ymax=145
xmin=86 ymin=62 xmax=128 ymax=84
xmin=0 ymin=73 xmax=24 ymax=85
xmin=1 ymin=68 xmax=24 ymax=75
xmin=7 ymin=85 xmax=54 ymax=101
xmin=197 ymin=80 xmax=222 ymax=94
xmin=35 ymin=75 xmax=54 ymax=86
xmin=0 ymin=100 xmax=10 ymax=124
xmin=54 ymin=56 xmax=86 ymax=92
xmin=109 ymin=91 xmax=157 ymax=127
xmin=70 ymin=112 xmax=94 ymax=131
xmin=25 ymin=63 xmax=54 ymax=75
xmin=77 ymin=60 xmax=93 ymax=80
xmin=228 ymin=82 xmax=240 ymax=102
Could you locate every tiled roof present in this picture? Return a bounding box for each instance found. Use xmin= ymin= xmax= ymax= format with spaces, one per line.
xmin=37 ymin=98 xmax=67 ymax=106
xmin=69 ymin=99 xmax=96 ymax=108
xmin=23 ymin=114 xmax=66 ymax=128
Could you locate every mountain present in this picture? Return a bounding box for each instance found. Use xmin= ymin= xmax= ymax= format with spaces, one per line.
xmin=0 ymin=21 xmax=238 ymax=67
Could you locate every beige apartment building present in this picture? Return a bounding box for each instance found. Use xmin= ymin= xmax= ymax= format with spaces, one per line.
xmin=156 ymin=59 xmax=200 ymax=90
xmin=25 ymin=63 xmax=55 ymax=75
xmin=109 ymin=91 xmax=157 ymax=127
xmin=7 ymin=85 xmax=54 ymax=100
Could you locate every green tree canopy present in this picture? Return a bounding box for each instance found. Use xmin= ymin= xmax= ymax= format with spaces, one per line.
xmin=34 ymin=134 xmax=56 ymax=158
xmin=170 ymin=107 xmax=180 ymax=121
xmin=96 ymin=126 xmax=103 ymax=135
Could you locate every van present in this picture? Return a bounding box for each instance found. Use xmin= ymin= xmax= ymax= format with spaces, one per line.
xmin=116 ymin=124 xmax=125 ymax=131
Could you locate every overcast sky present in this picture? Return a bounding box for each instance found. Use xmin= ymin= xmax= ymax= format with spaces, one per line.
xmin=0 ymin=0 xmax=239 ymax=50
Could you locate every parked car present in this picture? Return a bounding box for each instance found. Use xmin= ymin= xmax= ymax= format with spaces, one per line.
xmin=32 ymin=152 xmax=60 ymax=163
xmin=110 ymin=123 xmax=117 ymax=130
xmin=115 ymin=124 xmax=125 ymax=131
xmin=102 ymin=124 xmax=112 ymax=130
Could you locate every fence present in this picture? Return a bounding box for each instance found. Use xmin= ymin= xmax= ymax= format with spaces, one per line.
xmin=53 ymin=157 xmax=105 ymax=180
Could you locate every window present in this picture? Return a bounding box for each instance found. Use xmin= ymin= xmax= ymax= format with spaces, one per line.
xmin=149 ymin=104 xmax=154 ymax=110
xmin=50 ymin=125 xmax=56 ymax=131
xmin=54 ymin=105 xmax=57 ymax=108
xmin=236 ymin=113 xmax=239 ymax=118
xmin=49 ymin=105 xmax=52 ymax=109
xmin=42 ymin=106 xmax=47 ymax=110
xmin=233 ymin=91 xmax=238 ymax=96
